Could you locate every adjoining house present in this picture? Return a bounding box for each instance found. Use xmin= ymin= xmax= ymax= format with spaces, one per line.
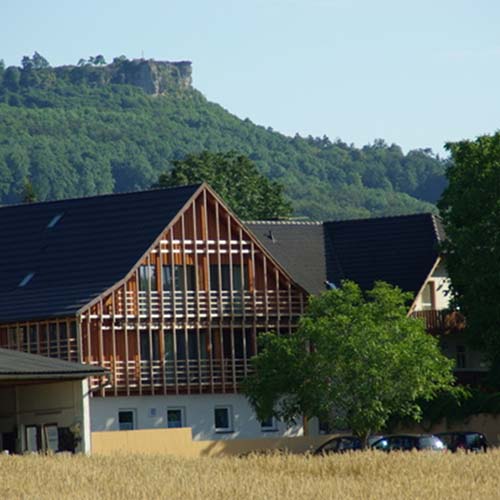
xmin=0 ymin=347 xmax=107 ymax=454
xmin=247 ymin=214 xmax=485 ymax=385
xmin=0 ymin=184 xmax=308 ymax=441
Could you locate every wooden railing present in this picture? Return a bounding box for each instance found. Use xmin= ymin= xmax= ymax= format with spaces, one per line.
xmin=116 ymin=290 xmax=302 ymax=319
xmin=90 ymin=358 xmax=250 ymax=394
xmin=411 ymin=309 xmax=466 ymax=334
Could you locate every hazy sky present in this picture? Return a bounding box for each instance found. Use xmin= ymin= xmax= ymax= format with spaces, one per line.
xmin=2 ymin=0 xmax=499 ymax=155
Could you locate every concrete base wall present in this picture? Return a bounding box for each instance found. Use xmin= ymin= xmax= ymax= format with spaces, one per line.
xmin=92 ymin=427 xmax=334 ymax=457
xmin=90 ymin=394 xmax=303 ymax=441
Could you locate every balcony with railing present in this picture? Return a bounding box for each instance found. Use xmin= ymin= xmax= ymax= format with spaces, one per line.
xmin=411 ymin=309 xmax=466 ymax=335
xmin=90 ymin=358 xmax=250 ymax=395
xmin=110 ymin=289 xmax=303 ymax=320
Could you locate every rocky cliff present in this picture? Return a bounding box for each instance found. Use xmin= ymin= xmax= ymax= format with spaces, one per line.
xmin=111 ymin=59 xmax=192 ymax=95
xmin=50 ymin=58 xmax=193 ymax=95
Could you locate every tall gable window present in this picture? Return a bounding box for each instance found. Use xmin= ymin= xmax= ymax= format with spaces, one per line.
xmin=163 ymin=265 xmax=195 ymax=292
xmin=210 ymin=265 xmax=248 ymax=291
xmin=139 ymin=265 xmax=157 ymax=292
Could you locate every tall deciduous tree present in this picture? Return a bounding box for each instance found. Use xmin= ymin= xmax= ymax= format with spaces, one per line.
xmin=438 ymin=133 xmax=500 ymax=380
xmin=243 ymin=281 xmax=456 ymax=445
xmin=156 ymin=151 xmax=293 ymax=220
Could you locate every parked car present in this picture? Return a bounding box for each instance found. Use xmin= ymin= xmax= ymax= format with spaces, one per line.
xmin=436 ymin=432 xmax=488 ymax=453
xmin=314 ymin=435 xmax=383 ymax=455
xmin=371 ymin=434 xmax=446 ymax=452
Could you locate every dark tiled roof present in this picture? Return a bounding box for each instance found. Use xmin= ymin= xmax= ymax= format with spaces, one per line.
xmin=247 ymin=214 xmax=443 ymax=297
xmin=0 ymin=347 xmax=107 ymax=380
xmin=324 ymin=213 xmax=443 ymax=294
xmin=245 ymin=221 xmax=327 ymax=295
xmin=0 ymin=185 xmax=201 ymax=323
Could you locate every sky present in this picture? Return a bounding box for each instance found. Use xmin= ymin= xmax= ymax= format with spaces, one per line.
xmin=1 ymin=0 xmax=500 ymax=156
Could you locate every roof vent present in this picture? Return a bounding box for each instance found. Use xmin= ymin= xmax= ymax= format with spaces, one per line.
xmin=47 ymin=213 xmax=64 ymax=229
xmin=19 ymin=272 xmax=35 ymax=287
xmin=267 ymin=230 xmax=277 ymax=243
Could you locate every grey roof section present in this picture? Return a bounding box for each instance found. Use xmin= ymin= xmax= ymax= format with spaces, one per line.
xmin=0 ymin=347 xmax=107 ymax=380
xmin=0 ymin=185 xmax=201 ymax=323
xmin=245 ymin=221 xmax=327 ymax=295
xmin=247 ymin=213 xmax=443 ymax=297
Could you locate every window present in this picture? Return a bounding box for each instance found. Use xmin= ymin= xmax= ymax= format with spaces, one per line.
xmin=140 ymin=330 xmax=159 ymax=361
xmin=421 ymin=282 xmax=435 ymax=310
xmin=163 ymin=265 xmax=195 ymax=292
xmin=139 ymin=265 xmax=157 ymax=292
xmin=167 ymin=408 xmax=185 ymax=428
xmin=118 ymin=409 xmax=136 ymax=431
xmin=214 ymin=406 xmax=233 ymax=433
xmin=210 ymin=265 xmax=248 ymax=291
xmin=260 ymin=416 xmax=277 ymax=432
xmin=25 ymin=425 xmax=39 ymax=452
xmin=43 ymin=424 xmax=59 ymax=452
xmin=164 ymin=330 xmax=207 ymax=360
xmin=456 ymin=345 xmax=467 ymax=369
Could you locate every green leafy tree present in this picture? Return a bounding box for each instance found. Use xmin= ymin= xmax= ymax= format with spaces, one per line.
xmin=3 ymin=66 xmax=20 ymax=91
xmin=156 ymin=151 xmax=293 ymax=220
xmin=438 ymin=133 xmax=500 ymax=381
xmin=243 ymin=281 xmax=456 ymax=446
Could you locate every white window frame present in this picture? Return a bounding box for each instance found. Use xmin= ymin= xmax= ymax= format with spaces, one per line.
xmin=214 ymin=406 xmax=233 ymax=433
xmin=260 ymin=416 xmax=278 ymax=432
xmin=166 ymin=407 xmax=186 ymax=428
xmin=118 ymin=408 xmax=137 ymax=431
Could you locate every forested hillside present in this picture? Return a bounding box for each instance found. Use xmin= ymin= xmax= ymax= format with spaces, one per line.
xmin=0 ymin=54 xmax=448 ymax=219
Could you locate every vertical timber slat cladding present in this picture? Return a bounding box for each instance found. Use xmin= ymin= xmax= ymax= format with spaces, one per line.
xmin=202 ymin=190 xmax=215 ymax=394
xmin=215 ymin=199 xmax=225 ymax=394
xmin=0 ymin=186 xmax=307 ymax=397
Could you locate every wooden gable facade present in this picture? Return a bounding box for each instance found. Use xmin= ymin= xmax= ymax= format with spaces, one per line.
xmin=0 ymin=185 xmax=307 ymax=397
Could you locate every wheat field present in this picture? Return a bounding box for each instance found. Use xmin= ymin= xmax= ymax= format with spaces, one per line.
xmin=0 ymin=450 xmax=498 ymax=499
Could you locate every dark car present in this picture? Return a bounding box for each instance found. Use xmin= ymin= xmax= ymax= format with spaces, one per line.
xmin=436 ymin=432 xmax=488 ymax=452
xmin=314 ymin=435 xmax=383 ymax=455
xmin=371 ymin=434 xmax=446 ymax=452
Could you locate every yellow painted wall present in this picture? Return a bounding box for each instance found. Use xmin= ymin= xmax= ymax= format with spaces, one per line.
xmin=91 ymin=428 xmax=335 ymax=457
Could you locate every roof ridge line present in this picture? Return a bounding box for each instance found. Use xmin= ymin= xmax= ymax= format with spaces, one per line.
xmin=245 ymin=220 xmax=323 ymax=225
xmin=0 ymin=184 xmax=203 ymax=210
xmin=324 ymin=212 xmax=436 ymax=224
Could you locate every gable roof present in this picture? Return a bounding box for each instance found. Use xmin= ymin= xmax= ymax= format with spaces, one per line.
xmin=247 ymin=213 xmax=443 ymax=296
xmin=323 ymin=213 xmax=444 ymax=294
xmin=0 ymin=185 xmax=201 ymax=323
xmin=245 ymin=221 xmax=327 ymax=295
xmin=0 ymin=347 xmax=107 ymax=380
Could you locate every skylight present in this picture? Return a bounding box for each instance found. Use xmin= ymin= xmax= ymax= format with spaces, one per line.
xmin=47 ymin=213 xmax=64 ymax=229
xmin=18 ymin=272 xmax=35 ymax=287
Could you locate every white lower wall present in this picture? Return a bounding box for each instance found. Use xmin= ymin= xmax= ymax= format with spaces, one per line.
xmin=90 ymin=394 xmax=303 ymax=441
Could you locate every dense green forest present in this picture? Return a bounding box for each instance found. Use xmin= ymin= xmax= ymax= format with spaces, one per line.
xmin=0 ymin=54 xmax=448 ymax=219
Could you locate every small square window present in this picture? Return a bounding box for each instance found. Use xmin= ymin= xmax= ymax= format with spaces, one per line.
xmin=260 ymin=416 xmax=277 ymax=432
xmin=167 ymin=408 xmax=185 ymax=428
xmin=118 ymin=409 xmax=136 ymax=431
xmin=214 ymin=406 xmax=233 ymax=433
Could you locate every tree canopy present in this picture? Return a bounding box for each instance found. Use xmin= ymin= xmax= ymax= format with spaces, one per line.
xmin=156 ymin=151 xmax=292 ymax=220
xmin=243 ymin=281 xmax=456 ymax=444
xmin=438 ymin=133 xmax=500 ymax=381
xmin=0 ymin=54 xmax=448 ymax=219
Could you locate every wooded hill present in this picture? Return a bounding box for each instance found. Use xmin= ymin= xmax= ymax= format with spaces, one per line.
xmin=0 ymin=54 xmax=448 ymax=219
